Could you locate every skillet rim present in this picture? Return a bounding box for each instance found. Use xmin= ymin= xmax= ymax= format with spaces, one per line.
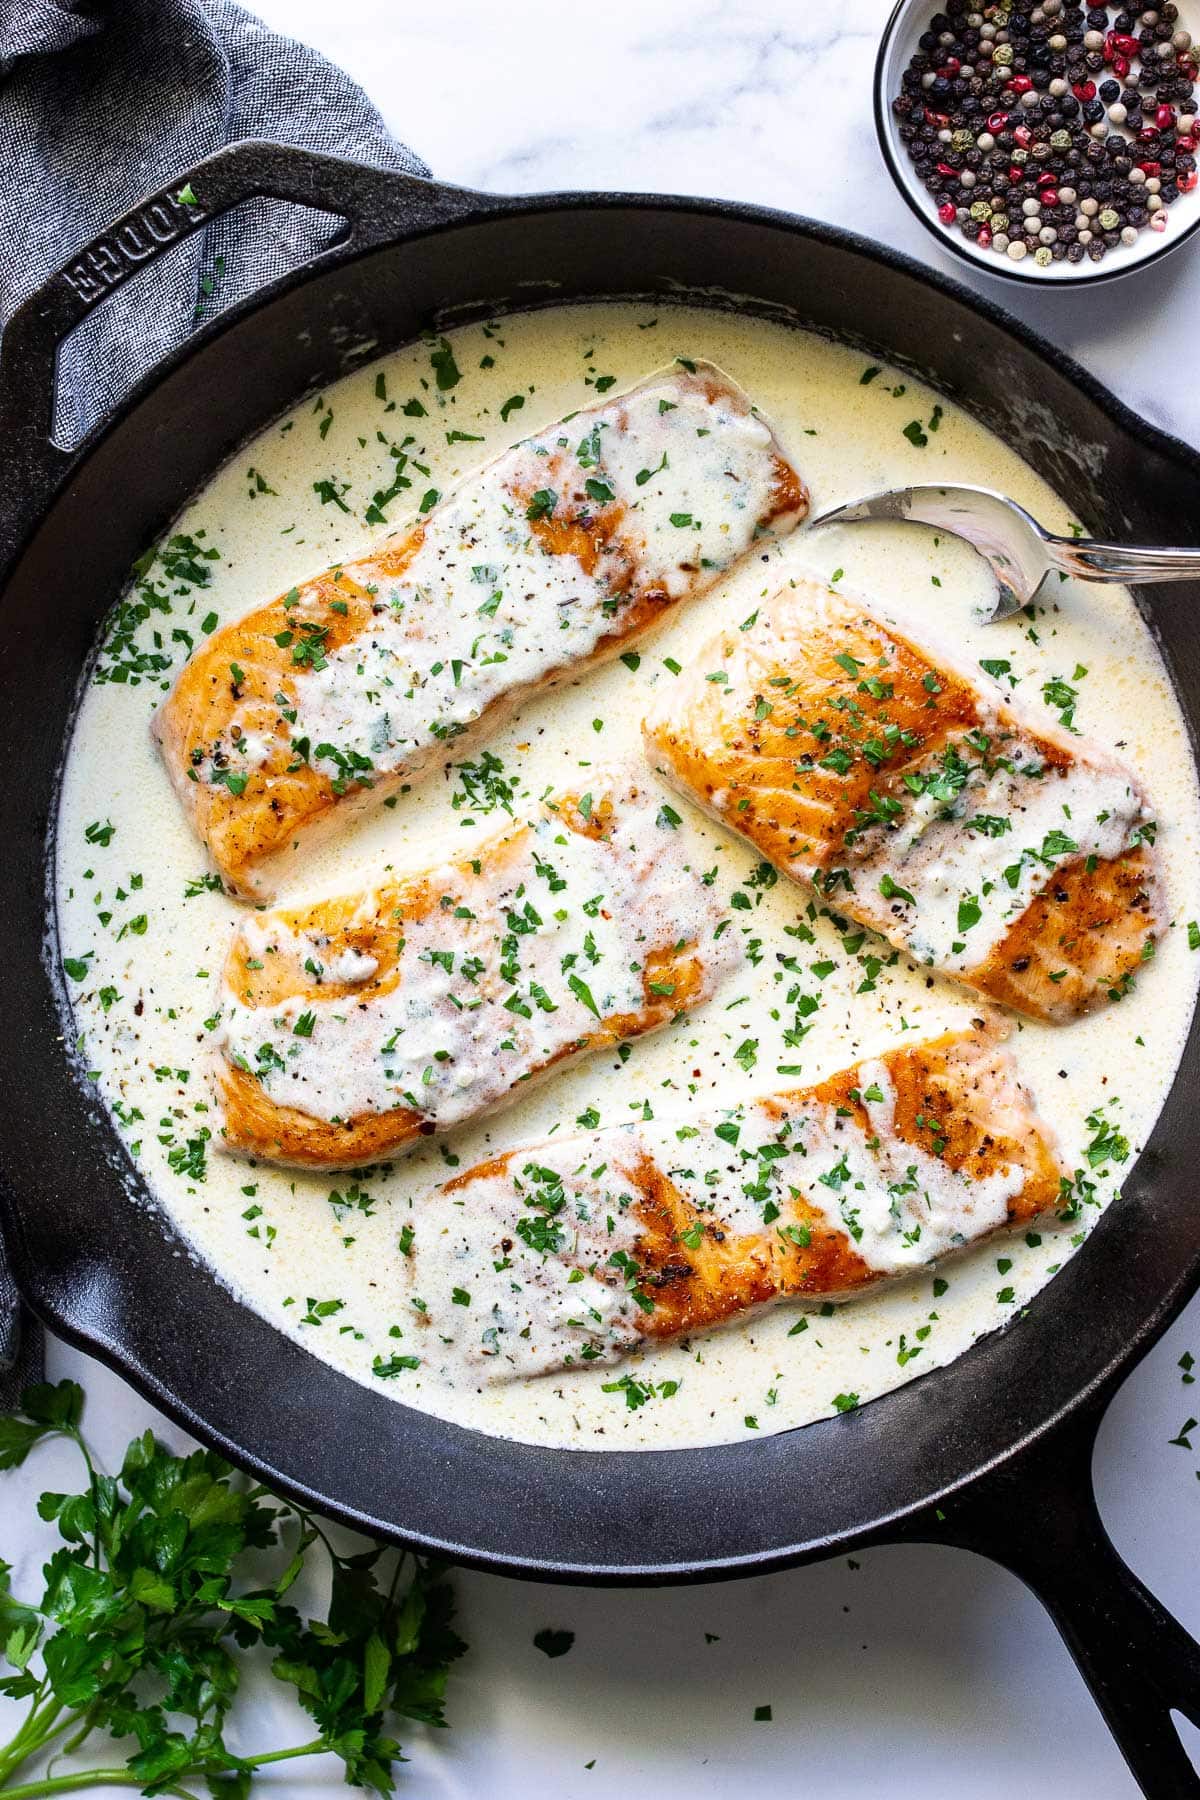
xmin=3 ymin=175 xmax=1200 ymax=1581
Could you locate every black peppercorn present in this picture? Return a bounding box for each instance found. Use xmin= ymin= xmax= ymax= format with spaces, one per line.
xmin=894 ymin=0 xmax=1198 ymax=269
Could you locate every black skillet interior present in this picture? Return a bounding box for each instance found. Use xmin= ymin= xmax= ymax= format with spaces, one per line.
xmin=3 ymin=141 xmax=1200 ymax=1792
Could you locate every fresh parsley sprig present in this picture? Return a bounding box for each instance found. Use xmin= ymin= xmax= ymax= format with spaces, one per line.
xmin=0 ymin=1382 xmax=464 ymax=1798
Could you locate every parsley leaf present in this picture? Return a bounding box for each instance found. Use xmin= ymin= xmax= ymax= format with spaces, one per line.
xmin=0 ymin=1381 xmax=466 ymax=1795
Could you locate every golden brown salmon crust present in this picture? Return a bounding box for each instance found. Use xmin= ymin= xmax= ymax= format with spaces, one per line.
xmin=153 ymin=364 xmax=806 ymax=899
xmin=217 ymin=788 xmax=719 ymax=1168
xmin=627 ymin=1030 xmax=1064 ymax=1337
xmin=644 ymin=580 xmax=1163 ymax=1023
xmin=445 ymin=1028 xmax=1065 ymax=1344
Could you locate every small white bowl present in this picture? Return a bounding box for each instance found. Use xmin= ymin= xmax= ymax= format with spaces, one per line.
xmin=875 ymin=0 xmax=1200 ymax=283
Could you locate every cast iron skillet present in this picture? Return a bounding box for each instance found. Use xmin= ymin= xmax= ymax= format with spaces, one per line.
xmin=0 ymin=140 xmax=1199 ymax=1794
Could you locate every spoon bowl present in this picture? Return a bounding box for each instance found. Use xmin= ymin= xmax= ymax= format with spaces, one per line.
xmin=810 ymin=482 xmax=1200 ymax=623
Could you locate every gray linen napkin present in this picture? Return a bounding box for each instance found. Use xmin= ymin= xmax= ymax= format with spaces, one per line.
xmin=0 ymin=0 xmax=428 ymax=1406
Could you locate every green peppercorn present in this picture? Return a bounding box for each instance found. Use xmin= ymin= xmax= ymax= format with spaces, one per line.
xmin=892 ymin=0 xmax=1197 ymax=270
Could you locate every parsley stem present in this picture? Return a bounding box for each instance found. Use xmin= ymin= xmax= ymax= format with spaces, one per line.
xmin=0 ymin=1696 xmax=73 ymax=1785
xmin=0 ymin=1774 xmax=199 ymax=1799
xmin=240 ymin=1738 xmax=327 ymax=1768
xmin=0 ymin=1383 xmax=463 ymax=1798
xmin=292 ymin=1508 xmax=345 ymax=1567
xmin=54 ymin=1717 xmax=97 ymax=1761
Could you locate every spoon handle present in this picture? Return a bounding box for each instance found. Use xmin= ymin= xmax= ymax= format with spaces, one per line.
xmin=1045 ymin=535 xmax=1200 ymax=586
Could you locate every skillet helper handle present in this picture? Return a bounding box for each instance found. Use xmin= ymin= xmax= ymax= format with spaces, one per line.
xmin=924 ymin=1403 xmax=1200 ymax=1797
xmin=0 ymin=139 xmax=485 ymax=570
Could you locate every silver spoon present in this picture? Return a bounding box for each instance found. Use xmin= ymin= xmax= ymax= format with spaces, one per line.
xmin=809 ymin=483 xmax=1200 ymax=623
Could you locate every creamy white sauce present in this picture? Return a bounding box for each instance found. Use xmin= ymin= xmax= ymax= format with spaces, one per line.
xmin=835 ymin=634 xmax=1154 ymax=976
xmin=408 ymin=1061 xmax=1028 ymax=1384
xmin=884 ymin=757 xmax=1146 ymax=973
xmin=649 ymin=586 xmax=1156 ymax=974
xmin=55 ymin=303 xmax=1200 ymax=1450
xmin=181 ymin=365 xmax=788 ymax=876
xmin=220 ymin=774 xmax=737 ymax=1138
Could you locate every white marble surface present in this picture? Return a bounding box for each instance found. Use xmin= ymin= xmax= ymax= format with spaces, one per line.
xmin=287 ymin=0 xmax=1200 ymax=446
xmin=6 ymin=1 xmax=1200 ymax=1795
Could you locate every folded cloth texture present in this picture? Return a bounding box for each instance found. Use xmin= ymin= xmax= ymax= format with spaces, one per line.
xmin=0 ymin=0 xmax=428 ymax=1405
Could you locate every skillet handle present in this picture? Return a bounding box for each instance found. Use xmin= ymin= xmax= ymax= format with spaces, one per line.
xmin=0 ymin=138 xmax=491 ymax=573
xmin=914 ymin=1400 xmax=1200 ymax=1797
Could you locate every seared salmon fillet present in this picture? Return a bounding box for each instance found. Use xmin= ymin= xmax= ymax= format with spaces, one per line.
xmin=403 ymin=1028 xmax=1064 ymax=1380
xmin=644 ymin=580 xmax=1164 ymax=1023
xmin=215 ymin=772 xmax=740 ymax=1168
xmin=154 ymin=361 xmax=807 ymax=898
